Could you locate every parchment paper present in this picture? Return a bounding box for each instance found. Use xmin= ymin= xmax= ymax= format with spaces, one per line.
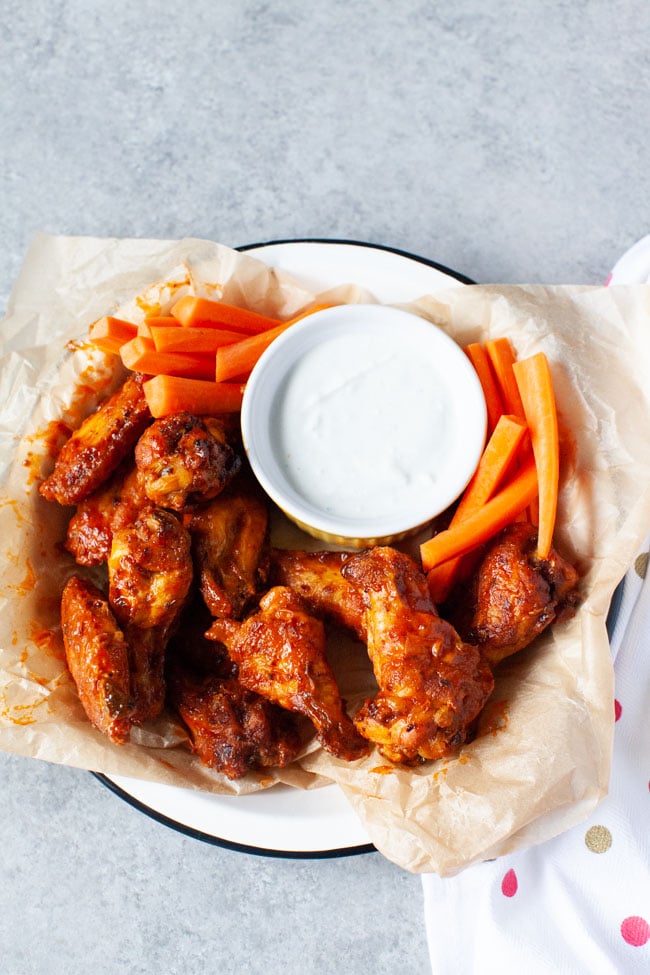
xmin=1 ymin=234 xmax=649 ymax=875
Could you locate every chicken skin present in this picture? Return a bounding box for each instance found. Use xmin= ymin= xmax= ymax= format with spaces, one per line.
xmin=134 ymin=412 xmax=240 ymax=511
xmin=341 ymin=547 xmax=495 ymax=765
xmin=270 ymin=549 xmax=366 ymax=641
xmin=445 ymin=521 xmax=580 ymax=667
xmin=40 ymin=373 xmax=151 ymax=506
xmin=188 ymin=491 xmax=270 ymax=619
xmin=65 ymin=460 xmax=148 ymax=565
xmin=60 ymin=575 xmax=134 ymax=743
xmin=206 ymin=587 xmax=368 ymax=761
xmin=108 ymin=506 xmax=193 ymax=721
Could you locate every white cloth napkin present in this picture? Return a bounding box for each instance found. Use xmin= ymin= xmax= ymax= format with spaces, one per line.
xmin=421 ymin=240 xmax=650 ymax=974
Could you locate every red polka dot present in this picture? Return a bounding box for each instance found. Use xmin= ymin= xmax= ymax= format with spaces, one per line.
xmin=501 ymin=868 xmax=518 ymax=897
xmin=614 ymin=699 xmax=622 ymax=721
xmin=620 ymin=916 xmax=650 ymax=947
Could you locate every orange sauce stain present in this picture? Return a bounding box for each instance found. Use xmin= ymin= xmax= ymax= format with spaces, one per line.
xmin=1 ymin=702 xmax=38 ymax=726
xmin=480 ymin=699 xmax=510 ymax=737
xmin=370 ymin=765 xmax=394 ymax=775
xmin=0 ymin=495 xmax=26 ymax=524
xmin=257 ymin=775 xmax=276 ymax=788
xmin=29 ymin=624 xmax=65 ymax=662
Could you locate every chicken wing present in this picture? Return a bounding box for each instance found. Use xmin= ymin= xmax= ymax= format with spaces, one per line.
xmin=167 ymin=663 xmax=302 ymax=780
xmin=60 ymin=575 xmax=134 ymax=743
xmin=342 ymin=547 xmax=494 ymax=765
xmin=206 ymin=587 xmax=368 ymax=761
xmin=40 ymin=373 xmax=151 ymax=506
xmin=65 ymin=460 xmax=148 ymax=566
xmin=270 ymin=548 xmax=366 ymax=641
xmin=134 ymin=412 xmax=241 ymax=511
xmin=188 ymin=491 xmax=270 ymax=619
xmin=444 ymin=521 xmax=580 ymax=667
xmin=108 ymin=506 xmax=193 ymax=721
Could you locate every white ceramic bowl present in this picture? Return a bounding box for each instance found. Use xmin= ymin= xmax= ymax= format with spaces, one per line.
xmin=241 ymin=303 xmax=487 ymax=547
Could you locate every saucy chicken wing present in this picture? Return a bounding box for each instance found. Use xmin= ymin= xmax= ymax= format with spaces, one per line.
xmin=342 ymin=547 xmax=494 ymax=765
xmin=188 ymin=491 xmax=269 ymax=619
xmin=445 ymin=521 xmax=580 ymax=668
xmin=65 ymin=460 xmax=148 ymax=565
xmin=40 ymin=373 xmax=151 ymax=506
xmin=206 ymin=586 xmax=368 ymax=761
xmin=168 ymin=663 xmax=302 ymax=780
xmin=60 ymin=575 xmax=134 ymax=743
xmin=270 ymin=548 xmax=366 ymax=641
xmin=134 ymin=412 xmax=241 ymax=511
xmin=108 ymin=506 xmax=193 ymax=721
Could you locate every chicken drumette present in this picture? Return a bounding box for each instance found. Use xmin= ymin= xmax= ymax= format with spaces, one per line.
xmin=206 ymin=586 xmax=368 ymax=762
xmin=188 ymin=490 xmax=270 ymax=619
xmin=135 ymin=412 xmax=240 ymax=511
xmin=443 ymin=521 xmax=580 ymax=667
xmin=107 ymin=506 xmax=194 ymax=722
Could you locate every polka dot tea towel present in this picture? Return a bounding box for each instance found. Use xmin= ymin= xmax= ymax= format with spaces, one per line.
xmin=421 ymin=240 xmax=650 ymax=974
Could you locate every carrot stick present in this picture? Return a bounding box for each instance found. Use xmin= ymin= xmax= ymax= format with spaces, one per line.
xmin=142 ymin=374 xmax=245 ymax=418
xmin=89 ymin=316 xmax=137 ymax=348
xmin=120 ymin=336 xmax=215 ymax=380
xmin=137 ymin=321 xmax=153 ymax=339
xmin=171 ymin=295 xmax=281 ymax=334
xmin=214 ymin=303 xmax=334 ymax=382
xmin=419 ymin=458 xmax=538 ymax=569
xmin=512 ymin=352 xmax=559 ymax=558
xmin=143 ymin=316 xmax=179 ymax=327
xmin=485 ymin=338 xmax=525 ymax=418
xmin=150 ymin=325 xmax=244 ymax=354
xmin=215 ymin=323 xmax=289 ymax=382
xmin=465 ymin=342 xmax=505 ymax=435
xmin=424 ymin=414 xmax=528 ymax=589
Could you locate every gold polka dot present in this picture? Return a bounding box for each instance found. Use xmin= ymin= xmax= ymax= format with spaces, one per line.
xmin=634 ymin=552 xmax=649 ymax=579
xmin=585 ymin=824 xmax=612 ymax=853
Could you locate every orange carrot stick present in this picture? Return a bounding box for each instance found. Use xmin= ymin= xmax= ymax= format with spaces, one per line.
xmin=214 ymin=303 xmax=334 ymax=382
xmin=143 ymin=316 xmax=179 ymax=327
xmin=465 ymin=342 xmax=505 ymax=435
xmin=512 ymin=352 xmax=559 ymax=558
xmin=89 ymin=316 xmax=137 ymax=348
xmin=171 ymin=295 xmax=281 ymax=334
xmin=419 ymin=458 xmax=538 ymax=569
xmin=215 ymin=322 xmax=291 ymax=382
xmin=485 ymin=337 xmax=525 ymax=418
xmin=150 ymin=325 xmax=244 ymax=354
xmin=424 ymin=414 xmax=528 ymax=589
xmin=120 ymin=336 xmax=215 ymax=380
xmin=142 ymin=374 xmax=245 ymax=418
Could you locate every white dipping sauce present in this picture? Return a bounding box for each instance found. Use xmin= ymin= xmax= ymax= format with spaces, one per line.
xmin=242 ymin=304 xmax=487 ymax=543
xmin=275 ymin=330 xmax=450 ymax=519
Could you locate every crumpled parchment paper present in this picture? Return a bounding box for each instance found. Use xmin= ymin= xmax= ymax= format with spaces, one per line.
xmin=1 ymin=234 xmax=649 ymax=875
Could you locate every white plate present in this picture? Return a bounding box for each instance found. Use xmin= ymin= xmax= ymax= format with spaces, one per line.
xmin=99 ymin=239 xmax=470 ymax=858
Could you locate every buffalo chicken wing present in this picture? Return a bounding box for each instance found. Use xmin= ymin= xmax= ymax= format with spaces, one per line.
xmin=341 ymin=547 xmax=495 ymax=765
xmin=444 ymin=521 xmax=580 ymax=667
xmin=134 ymin=412 xmax=240 ymax=511
xmin=40 ymin=373 xmax=151 ymax=506
xmin=188 ymin=491 xmax=270 ymax=619
xmin=207 ymin=587 xmax=368 ymax=761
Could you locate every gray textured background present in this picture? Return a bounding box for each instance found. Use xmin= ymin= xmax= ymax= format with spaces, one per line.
xmin=2 ymin=2 xmax=649 ymax=974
